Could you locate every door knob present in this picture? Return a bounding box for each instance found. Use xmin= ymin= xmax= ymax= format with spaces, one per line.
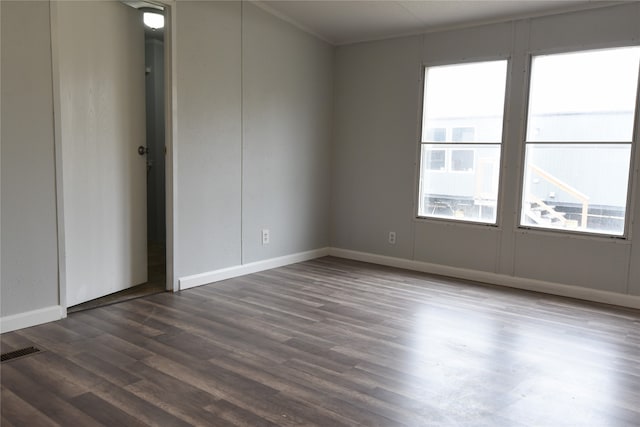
xmin=138 ymin=146 xmax=148 ymax=156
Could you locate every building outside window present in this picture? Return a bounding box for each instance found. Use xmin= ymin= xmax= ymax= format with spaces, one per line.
xmin=451 ymin=149 xmax=474 ymax=172
xmin=427 ymin=128 xmax=446 ymax=142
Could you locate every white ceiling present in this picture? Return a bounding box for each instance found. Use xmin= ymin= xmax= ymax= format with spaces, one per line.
xmin=258 ymin=0 xmax=616 ymax=45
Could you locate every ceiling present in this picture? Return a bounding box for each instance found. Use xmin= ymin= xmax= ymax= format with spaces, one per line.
xmin=258 ymin=0 xmax=616 ymax=45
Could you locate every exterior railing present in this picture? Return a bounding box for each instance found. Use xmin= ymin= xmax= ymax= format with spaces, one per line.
xmin=528 ymin=164 xmax=590 ymax=228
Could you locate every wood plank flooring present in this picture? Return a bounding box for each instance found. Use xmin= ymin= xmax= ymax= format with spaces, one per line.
xmin=2 ymin=256 xmax=640 ymax=426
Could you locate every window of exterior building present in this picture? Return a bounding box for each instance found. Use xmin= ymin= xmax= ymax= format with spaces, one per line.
xmin=427 ymin=128 xmax=447 ymax=142
xmin=452 ymin=127 xmax=475 ymax=142
xmin=521 ymin=46 xmax=640 ymax=236
xmin=451 ymin=149 xmax=474 ymax=172
xmin=426 ymin=149 xmax=446 ymax=170
xmin=418 ymin=60 xmax=508 ymax=223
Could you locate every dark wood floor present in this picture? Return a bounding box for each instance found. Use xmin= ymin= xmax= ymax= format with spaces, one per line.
xmin=2 ymin=257 xmax=640 ymax=426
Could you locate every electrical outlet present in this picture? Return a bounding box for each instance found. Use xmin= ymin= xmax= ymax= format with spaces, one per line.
xmin=388 ymin=231 xmax=396 ymax=245
xmin=262 ymin=229 xmax=270 ymax=245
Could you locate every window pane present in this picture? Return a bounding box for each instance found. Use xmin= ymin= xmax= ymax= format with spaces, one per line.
xmin=422 ymin=60 xmax=507 ymax=143
xmin=527 ymin=46 xmax=640 ymax=142
xmin=419 ymin=144 xmax=501 ymax=223
xmin=521 ymin=144 xmax=631 ymax=235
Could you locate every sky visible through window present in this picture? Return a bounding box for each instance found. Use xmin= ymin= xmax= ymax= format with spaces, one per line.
xmin=528 ymin=46 xmax=640 ymax=116
xmin=423 ymin=60 xmax=507 ymax=121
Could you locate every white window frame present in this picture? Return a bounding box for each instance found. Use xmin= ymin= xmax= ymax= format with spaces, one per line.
xmin=416 ymin=58 xmax=509 ymax=225
xmin=518 ymin=45 xmax=640 ymax=239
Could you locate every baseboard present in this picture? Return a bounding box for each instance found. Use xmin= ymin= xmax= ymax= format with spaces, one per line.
xmin=328 ymin=247 xmax=640 ymax=310
xmin=0 ymin=305 xmax=66 ymax=334
xmin=179 ymin=247 xmax=330 ymax=290
xmin=4 ymin=248 xmax=636 ymax=333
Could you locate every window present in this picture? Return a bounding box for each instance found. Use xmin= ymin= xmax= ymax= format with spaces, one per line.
xmin=451 ymin=149 xmax=474 ymax=172
xmin=426 ymin=149 xmax=446 ymax=170
xmin=521 ymin=46 xmax=640 ymax=236
xmin=418 ymin=60 xmax=508 ymax=223
xmin=452 ymin=127 xmax=475 ymax=142
xmin=427 ymin=128 xmax=446 ymax=142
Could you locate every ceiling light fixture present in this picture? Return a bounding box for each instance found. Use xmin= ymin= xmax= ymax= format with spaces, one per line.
xmin=143 ymin=12 xmax=164 ymax=30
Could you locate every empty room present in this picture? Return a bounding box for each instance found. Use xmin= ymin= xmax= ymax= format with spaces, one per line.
xmin=1 ymin=0 xmax=639 ymax=425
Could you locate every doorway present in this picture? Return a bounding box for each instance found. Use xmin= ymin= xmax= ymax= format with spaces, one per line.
xmin=56 ymin=1 xmax=171 ymax=312
xmin=142 ymin=5 xmax=167 ymax=301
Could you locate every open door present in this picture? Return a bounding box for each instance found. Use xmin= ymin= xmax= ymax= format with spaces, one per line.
xmin=57 ymin=1 xmax=147 ymax=306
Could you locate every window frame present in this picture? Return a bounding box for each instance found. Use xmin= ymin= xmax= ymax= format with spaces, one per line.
xmin=517 ymin=45 xmax=640 ymax=239
xmin=415 ymin=57 xmax=511 ymax=226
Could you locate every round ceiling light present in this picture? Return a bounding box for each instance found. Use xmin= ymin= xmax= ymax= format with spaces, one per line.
xmin=143 ymin=12 xmax=164 ymax=30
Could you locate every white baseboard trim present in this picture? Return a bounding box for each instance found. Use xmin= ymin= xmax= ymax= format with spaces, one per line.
xmin=179 ymin=247 xmax=330 ymax=290
xmin=328 ymin=247 xmax=640 ymax=310
xmin=0 ymin=305 xmax=66 ymax=334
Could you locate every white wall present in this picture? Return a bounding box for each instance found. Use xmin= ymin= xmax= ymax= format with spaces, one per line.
xmin=175 ymin=1 xmax=243 ymax=279
xmin=1 ymin=1 xmax=60 ymax=318
xmin=174 ymin=1 xmax=334 ymax=283
xmin=332 ymin=36 xmax=422 ymax=260
xmin=331 ymin=3 xmax=640 ymax=298
xmin=242 ymin=4 xmax=333 ymax=263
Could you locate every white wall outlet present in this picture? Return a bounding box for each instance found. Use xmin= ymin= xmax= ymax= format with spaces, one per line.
xmin=262 ymin=229 xmax=270 ymax=245
xmin=388 ymin=231 xmax=396 ymax=245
